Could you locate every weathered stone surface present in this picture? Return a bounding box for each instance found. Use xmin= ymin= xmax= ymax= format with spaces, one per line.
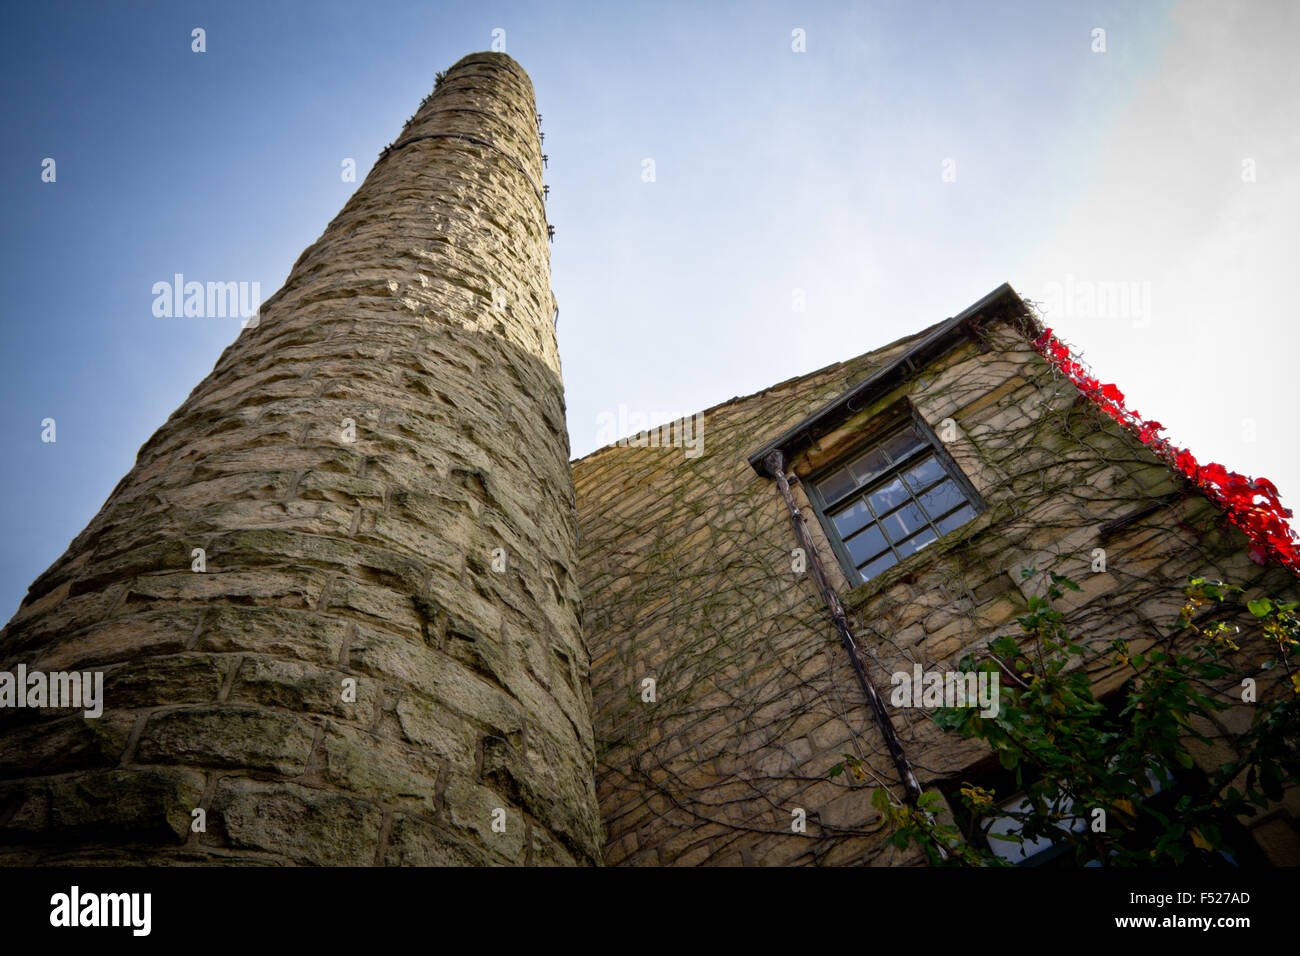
xmin=529 ymin=819 xmax=579 ymax=867
xmin=102 ymin=654 xmax=224 ymax=710
xmin=1252 ymin=816 xmax=1300 ymax=866
xmin=442 ymin=773 xmax=525 ymax=864
xmin=135 ymin=706 xmax=316 ymax=775
xmin=0 ymin=52 xmax=601 ymax=866
xmin=16 ymin=608 xmax=195 ymax=672
xmin=317 ymin=722 xmax=441 ymax=813
xmin=0 ymin=769 xmax=203 ymax=845
xmin=347 ymin=625 xmax=525 ymax=737
xmin=210 ymin=779 xmax=383 ymax=866
xmin=0 ymin=714 xmax=132 ymax=781
xmin=195 ymin=606 xmax=349 ymax=666
xmin=228 ymin=655 xmax=379 ymax=721
xmin=382 ymin=814 xmax=491 ymax=866
xmin=575 ymin=309 xmax=1300 ymax=867
xmin=393 ymin=693 xmax=478 ymax=767
xmin=10 ymin=47 xmax=1286 ymax=873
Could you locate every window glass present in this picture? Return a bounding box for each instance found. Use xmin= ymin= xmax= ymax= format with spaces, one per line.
xmin=846 ymin=447 xmax=890 ymax=486
xmin=858 ymin=551 xmax=897 ymax=582
xmin=916 ymin=480 xmax=964 ymax=520
xmin=878 ymin=427 xmax=925 ymax=464
xmin=895 ymin=527 xmax=938 ymax=558
xmin=810 ymin=417 xmax=982 ymax=586
xmin=880 ymin=502 xmax=927 ymax=543
xmin=818 ymin=467 xmax=857 ymax=505
xmin=867 ymin=477 xmax=909 ymax=514
xmin=844 ymin=524 xmax=888 ymax=566
xmin=935 ymin=503 xmax=976 ymax=536
xmin=984 ymin=794 xmax=1081 ymax=865
xmin=902 ymin=456 xmax=945 ymax=492
xmin=830 ymin=498 xmax=873 ymax=539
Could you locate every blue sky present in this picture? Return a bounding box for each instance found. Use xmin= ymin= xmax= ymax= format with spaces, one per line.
xmin=2 ymin=0 xmax=1297 ymax=618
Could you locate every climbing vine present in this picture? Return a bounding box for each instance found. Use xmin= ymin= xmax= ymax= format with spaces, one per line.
xmin=577 ymin=313 xmax=1300 ymax=866
xmin=871 ymin=571 xmax=1300 ymax=866
xmin=1033 ymin=328 xmax=1300 ymax=574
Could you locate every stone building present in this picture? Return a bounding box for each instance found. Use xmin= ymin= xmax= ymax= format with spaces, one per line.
xmin=1 ymin=53 xmax=1296 ymax=866
xmin=577 ymin=283 xmax=1299 ymax=866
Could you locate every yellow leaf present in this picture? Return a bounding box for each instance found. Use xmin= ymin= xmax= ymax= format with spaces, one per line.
xmin=1190 ymin=829 xmax=1213 ymax=851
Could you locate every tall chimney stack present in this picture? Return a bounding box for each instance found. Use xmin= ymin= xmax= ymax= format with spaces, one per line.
xmin=0 ymin=52 xmax=602 ymax=866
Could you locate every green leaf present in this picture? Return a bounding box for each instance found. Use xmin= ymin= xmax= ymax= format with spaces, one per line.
xmin=1248 ymin=598 xmax=1273 ymax=618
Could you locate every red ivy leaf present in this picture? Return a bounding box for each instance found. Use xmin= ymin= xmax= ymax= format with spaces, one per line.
xmin=1033 ymin=330 xmax=1299 ymax=578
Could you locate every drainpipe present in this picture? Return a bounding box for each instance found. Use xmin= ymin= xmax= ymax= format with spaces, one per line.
xmin=762 ymin=450 xmax=924 ymax=805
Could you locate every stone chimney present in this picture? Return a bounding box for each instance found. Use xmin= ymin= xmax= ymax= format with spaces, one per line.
xmin=0 ymin=52 xmax=602 ymax=866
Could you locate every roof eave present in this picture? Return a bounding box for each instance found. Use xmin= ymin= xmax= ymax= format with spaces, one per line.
xmin=746 ymin=283 xmax=1037 ymax=476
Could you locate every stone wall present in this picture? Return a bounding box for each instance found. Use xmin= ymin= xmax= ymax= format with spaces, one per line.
xmin=575 ymin=305 xmax=1300 ymax=866
xmin=0 ymin=52 xmax=603 ymax=866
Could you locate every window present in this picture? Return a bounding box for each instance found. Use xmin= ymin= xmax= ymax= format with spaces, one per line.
xmin=983 ymin=791 xmax=1085 ymax=866
xmin=980 ymin=769 xmax=1170 ymax=866
xmin=945 ymin=683 xmax=1267 ymax=867
xmin=808 ymin=416 xmax=981 ymax=585
xmin=968 ymin=769 xmax=1258 ymax=867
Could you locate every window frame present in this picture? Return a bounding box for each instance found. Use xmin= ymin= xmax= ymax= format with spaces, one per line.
xmin=955 ymin=765 xmax=1261 ymax=868
xmin=803 ymin=405 xmax=985 ymax=587
xmin=936 ymin=682 xmax=1269 ymax=867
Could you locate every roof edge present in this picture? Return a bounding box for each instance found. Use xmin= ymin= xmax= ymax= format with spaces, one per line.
xmin=568 ymin=320 xmax=942 ymax=470
xmin=746 ymin=283 xmax=1038 ymax=476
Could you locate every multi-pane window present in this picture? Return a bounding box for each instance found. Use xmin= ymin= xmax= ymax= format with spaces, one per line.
xmin=967 ymin=764 xmax=1255 ymax=866
xmin=810 ymin=419 xmax=981 ymax=584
